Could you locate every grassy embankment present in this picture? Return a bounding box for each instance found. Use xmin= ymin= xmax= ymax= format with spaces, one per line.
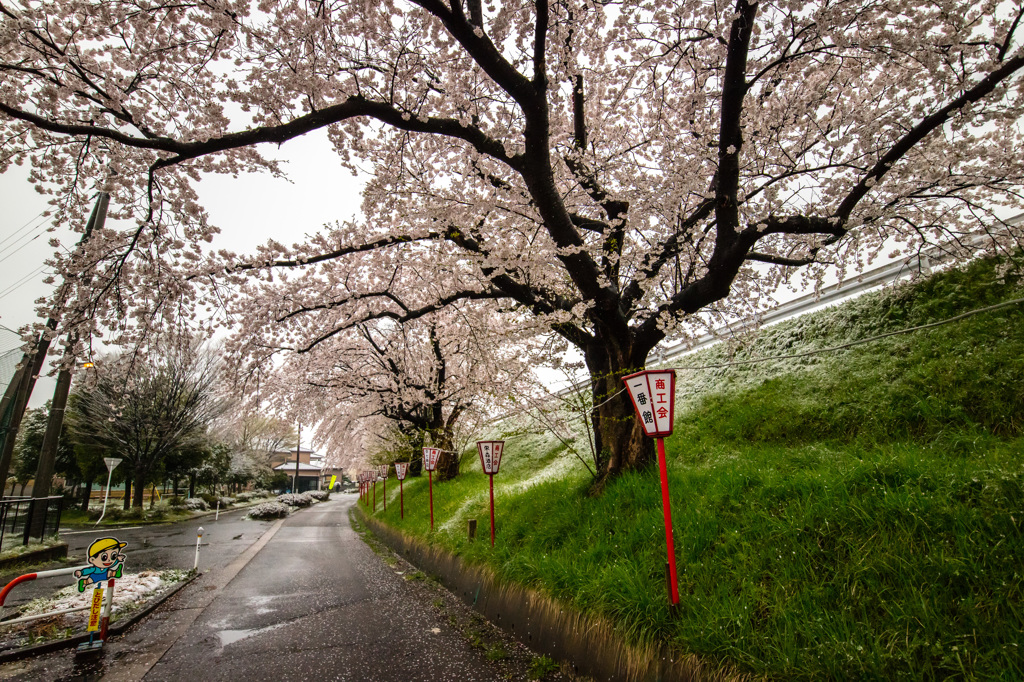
xmin=369 ymin=256 xmax=1024 ymax=680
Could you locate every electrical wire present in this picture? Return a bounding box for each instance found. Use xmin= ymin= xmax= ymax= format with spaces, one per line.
xmin=0 ymin=210 xmax=48 ymax=251
xmin=0 ymin=225 xmax=51 ymax=266
xmin=0 ymin=215 xmax=51 ymax=258
xmin=0 ymin=265 xmax=50 ymax=300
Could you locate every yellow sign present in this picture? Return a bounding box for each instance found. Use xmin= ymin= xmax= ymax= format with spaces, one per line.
xmin=329 ymin=475 xmax=337 ymax=489
xmin=87 ymin=588 xmax=104 ymax=632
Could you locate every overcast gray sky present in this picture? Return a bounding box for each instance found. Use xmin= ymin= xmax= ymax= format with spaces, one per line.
xmin=0 ymin=129 xmax=364 ymax=407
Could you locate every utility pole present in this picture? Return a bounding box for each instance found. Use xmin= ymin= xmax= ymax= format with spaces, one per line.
xmin=293 ymin=423 xmax=302 ymax=494
xmin=0 ymin=347 xmax=46 ymax=493
xmin=0 ymin=193 xmax=108 ymax=495
xmin=24 ymin=194 xmax=108 ymax=531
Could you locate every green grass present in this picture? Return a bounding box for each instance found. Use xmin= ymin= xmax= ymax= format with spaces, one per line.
xmin=367 ymin=256 xmax=1024 ymax=680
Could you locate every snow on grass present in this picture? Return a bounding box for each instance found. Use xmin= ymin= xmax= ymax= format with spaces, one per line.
xmin=0 ymin=569 xmax=191 ymax=640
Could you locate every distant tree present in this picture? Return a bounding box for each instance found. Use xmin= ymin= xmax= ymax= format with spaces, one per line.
xmin=14 ymin=403 xmax=79 ymax=497
xmin=72 ymin=336 xmax=227 ymax=507
xmin=249 ymin=307 xmax=544 ymax=481
xmin=163 ymin=436 xmax=212 ymax=497
xmin=66 ymin=393 xmax=109 ymax=511
xmin=195 ymin=441 xmax=232 ymax=494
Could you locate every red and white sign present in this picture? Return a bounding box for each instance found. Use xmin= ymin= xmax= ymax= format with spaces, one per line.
xmin=477 ymin=440 xmax=504 ymax=475
xmin=422 ymin=447 xmax=442 ymax=472
xmin=395 ymin=462 xmax=410 ymax=480
xmin=377 ymin=464 xmax=389 ymax=479
xmin=622 ymin=370 xmax=676 ymax=437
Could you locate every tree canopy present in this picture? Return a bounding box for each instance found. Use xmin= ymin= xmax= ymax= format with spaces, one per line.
xmin=3 ymin=0 xmax=1024 ymax=483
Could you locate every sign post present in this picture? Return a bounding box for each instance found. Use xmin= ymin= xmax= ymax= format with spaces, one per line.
xmin=95 ymin=457 xmax=122 ymax=525
xmin=378 ymin=464 xmax=389 ymax=511
xmin=476 ymin=441 xmax=505 ymax=547
xmin=422 ymin=447 xmax=441 ymax=530
xmin=395 ymin=462 xmax=410 ymax=519
xmin=622 ymin=369 xmax=679 ymax=608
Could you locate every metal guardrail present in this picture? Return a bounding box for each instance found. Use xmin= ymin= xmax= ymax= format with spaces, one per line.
xmin=0 ymin=496 xmax=64 ymax=549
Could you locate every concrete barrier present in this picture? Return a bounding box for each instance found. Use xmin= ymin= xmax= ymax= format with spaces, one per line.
xmin=359 ymin=510 xmax=745 ymax=682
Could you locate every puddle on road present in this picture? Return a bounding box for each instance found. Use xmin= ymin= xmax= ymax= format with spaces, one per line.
xmin=217 ymin=622 xmax=284 ymax=649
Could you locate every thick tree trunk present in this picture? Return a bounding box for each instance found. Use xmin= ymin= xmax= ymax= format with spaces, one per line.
xmin=188 ymin=473 xmax=195 ymax=498
xmin=80 ymin=475 xmax=94 ymax=512
xmin=133 ymin=467 xmax=150 ymax=508
xmin=122 ymin=474 xmax=132 ymax=510
xmin=585 ymin=333 xmax=655 ymax=491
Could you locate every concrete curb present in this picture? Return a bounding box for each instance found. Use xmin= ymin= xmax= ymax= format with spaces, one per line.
xmin=60 ymin=498 xmax=276 ymax=532
xmin=358 ymin=509 xmax=740 ymax=682
xmin=0 ymin=572 xmax=198 ymax=664
xmin=0 ymin=543 xmax=68 ymax=572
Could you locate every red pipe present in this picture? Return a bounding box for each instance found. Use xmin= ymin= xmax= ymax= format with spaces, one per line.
xmin=656 ymin=437 xmax=680 ymax=604
xmin=382 ymin=478 xmax=386 ymax=511
xmin=399 ymin=479 xmax=404 ymax=519
xmin=488 ymin=474 xmax=495 ymax=546
xmin=428 ymin=470 xmax=434 ymax=530
xmin=0 ymin=573 xmax=36 ymax=607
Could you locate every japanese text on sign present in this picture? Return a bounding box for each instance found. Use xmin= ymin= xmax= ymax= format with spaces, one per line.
xmin=477 ymin=440 xmax=504 ymax=475
xmin=622 ymin=370 xmax=676 ymax=437
xmin=87 ymin=588 xmax=104 ymax=632
xmin=395 ymin=462 xmax=410 ymax=480
xmin=422 ymin=447 xmax=442 ymax=472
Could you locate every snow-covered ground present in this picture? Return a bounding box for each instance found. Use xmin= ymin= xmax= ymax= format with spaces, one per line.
xmin=0 ymin=569 xmax=190 ymax=645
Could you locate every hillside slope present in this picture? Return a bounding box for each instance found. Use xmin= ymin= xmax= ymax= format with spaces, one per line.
xmin=371 ymin=256 xmax=1024 ymax=680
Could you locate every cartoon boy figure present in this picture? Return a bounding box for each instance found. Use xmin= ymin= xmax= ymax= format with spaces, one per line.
xmin=75 ymin=537 xmax=127 ymax=593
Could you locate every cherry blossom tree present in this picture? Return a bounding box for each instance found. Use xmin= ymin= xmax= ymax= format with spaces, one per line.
xmin=3 ymin=0 xmax=1024 ymax=486
xmin=240 ymin=304 xmax=546 ymax=481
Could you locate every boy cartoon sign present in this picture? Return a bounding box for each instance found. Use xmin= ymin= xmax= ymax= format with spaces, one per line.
xmin=75 ymin=537 xmax=127 ymax=592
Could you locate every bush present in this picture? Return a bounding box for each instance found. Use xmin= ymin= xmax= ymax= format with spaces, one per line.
xmin=236 ymin=491 xmax=271 ymax=502
xmin=199 ymin=493 xmax=220 ymax=507
xmin=218 ymin=497 xmax=236 ymax=507
xmin=146 ymin=506 xmax=169 ymax=521
xmin=123 ymin=507 xmax=148 ymax=521
xmin=167 ymin=496 xmax=186 ymax=508
xmin=246 ymin=502 xmax=291 ymax=520
xmin=184 ymin=498 xmax=208 ymax=511
xmin=307 ymin=490 xmax=330 ymax=501
xmin=275 ymin=493 xmax=314 ymax=507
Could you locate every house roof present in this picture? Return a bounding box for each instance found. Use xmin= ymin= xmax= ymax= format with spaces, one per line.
xmin=273 ymin=461 xmax=323 ymax=472
xmin=271 ymin=446 xmax=317 ymax=455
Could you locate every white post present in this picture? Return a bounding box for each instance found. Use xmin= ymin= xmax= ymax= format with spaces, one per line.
xmin=95 ymin=458 xmax=122 ymax=525
xmin=215 ymin=499 xmax=220 ymax=521
xmin=194 ymin=526 xmax=204 ymax=571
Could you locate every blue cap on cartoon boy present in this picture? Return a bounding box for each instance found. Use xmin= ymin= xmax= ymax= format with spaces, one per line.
xmin=74 ymin=537 xmax=127 ymax=592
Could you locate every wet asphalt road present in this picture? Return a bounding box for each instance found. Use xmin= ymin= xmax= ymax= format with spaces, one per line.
xmin=143 ymin=495 xmax=508 ymax=681
xmin=0 ymin=495 xmax=556 ymax=681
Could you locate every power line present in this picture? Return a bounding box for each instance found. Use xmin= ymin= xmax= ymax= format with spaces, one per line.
xmin=0 ymin=212 xmax=53 ymax=262
xmin=0 ymin=265 xmax=50 ymax=301
xmin=0 ymin=209 xmax=48 ymax=251
xmin=0 ymin=214 xmax=51 ymax=258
